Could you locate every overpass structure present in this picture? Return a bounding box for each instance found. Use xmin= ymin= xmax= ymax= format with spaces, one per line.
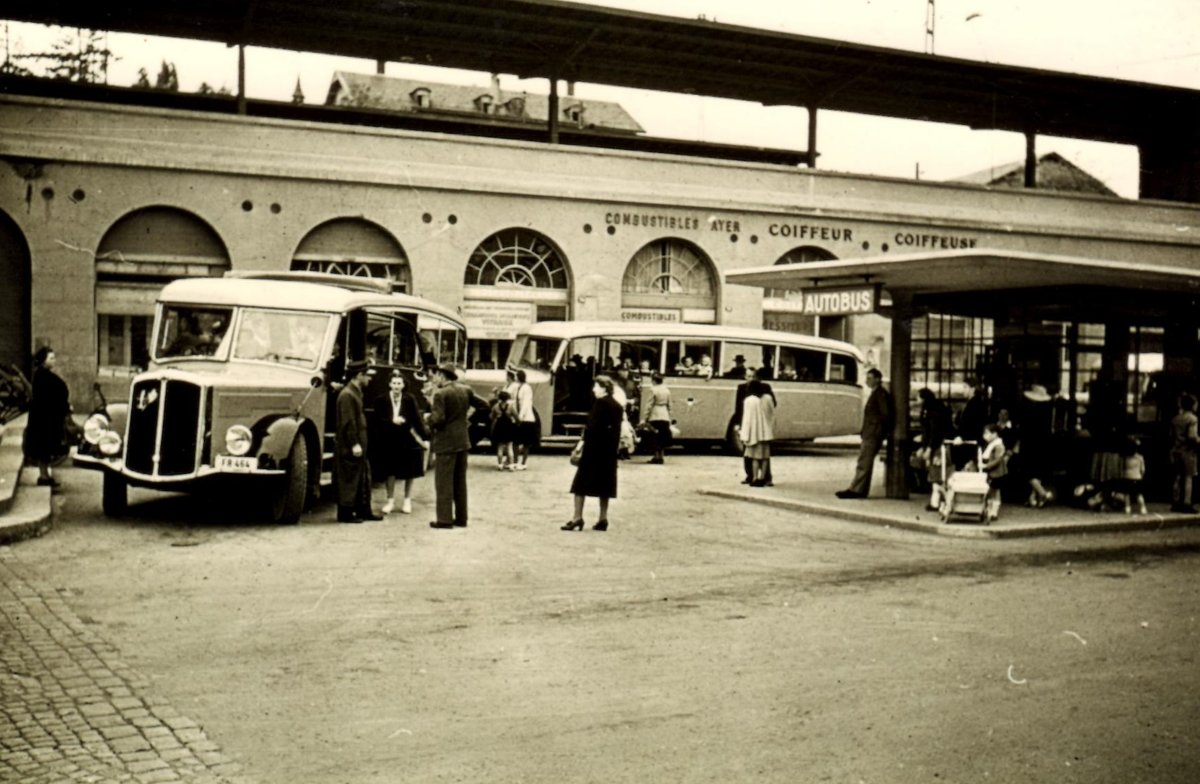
xmin=4 ymin=0 xmax=1199 ymax=202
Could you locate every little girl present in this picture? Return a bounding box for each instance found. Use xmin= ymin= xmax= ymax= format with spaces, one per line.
xmin=1118 ymin=436 xmax=1149 ymax=515
xmin=490 ymin=389 xmax=517 ymax=470
xmin=980 ymin=423 xmax=1008 ymax=521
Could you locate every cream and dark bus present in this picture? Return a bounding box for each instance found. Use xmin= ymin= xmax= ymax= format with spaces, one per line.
xmin=465 ymin=321 xmax=864 ymax=449
xmin=74 ymin=272 xmax=466 ymax=523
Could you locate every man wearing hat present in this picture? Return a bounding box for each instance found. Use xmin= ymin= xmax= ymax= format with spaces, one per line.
xmin=723 ymin=354 xmax=749 ymax=379
xmin=335 ymin=360 xmax=382 ymax=522
xmin=426 ymin=364 xmax=484 ymax=529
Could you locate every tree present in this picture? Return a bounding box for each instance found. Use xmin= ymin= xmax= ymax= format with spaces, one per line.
xmin=154 ymin=60 xmax=178 ymax=91
xmin=133 ymin=67 xmax=150 ymax=88
xmin=39 ymin=28 xmax=116 ymax=84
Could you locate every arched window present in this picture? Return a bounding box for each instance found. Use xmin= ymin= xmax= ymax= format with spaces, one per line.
xmin=622 ymin=238 xmax=717 ymax=322
xmin=466 ymin=228 xmax=569 ymax=290
xmin=95 ymin=207 xmax=230 ymax=376
xmin=463 ymin=228 xmax=571 ymax=369
xmin=292 ymin=218 xmax=410 ymax=292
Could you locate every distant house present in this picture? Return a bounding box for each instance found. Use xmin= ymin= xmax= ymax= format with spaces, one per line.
xmin=326 ymin=72 xmax=645 ymax=135
xmin=952 ymin=152 xmax=1117 ymax=196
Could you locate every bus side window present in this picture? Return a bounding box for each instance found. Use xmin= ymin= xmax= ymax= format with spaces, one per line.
xmin=830 ymin=353 xmax=859 ymax=385
xmin=779 ymin=346 xmax=826 ymax=382
xmin=365 ymin=312 xmax=392 ymax=366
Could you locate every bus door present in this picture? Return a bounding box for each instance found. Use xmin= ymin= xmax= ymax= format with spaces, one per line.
xmin=663 ymin=338 xmax=722 ymax=439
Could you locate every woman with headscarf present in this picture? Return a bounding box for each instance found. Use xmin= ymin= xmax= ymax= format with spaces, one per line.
xmin=23 ymin=346 xmax=73 ymax=488
xmin=740 ymin=378 xmax=776 ymax=487
xmin=562 ymin=375 xmax=623 ymax=532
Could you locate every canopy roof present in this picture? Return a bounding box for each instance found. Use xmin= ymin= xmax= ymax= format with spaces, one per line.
xmin=729 ymin=249 xmax=1200 ymax=323
xmin=727 ymin=248 xmax=1200 ymax=298
xmin=4 ymin=0 xmax=1198 ymax=146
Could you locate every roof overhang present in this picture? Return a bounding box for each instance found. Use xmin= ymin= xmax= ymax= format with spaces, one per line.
xmin=726 ymin=249 xmax=1200 ymax=299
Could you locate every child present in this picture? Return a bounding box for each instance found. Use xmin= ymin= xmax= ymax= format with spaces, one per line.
xmin=490 ymin=389 xmax=517 ymax=470
xmin=980 ymin=423 xmax=1008 ymax=521
xmin=1117 ymin=436 xmax=1149 ymax=515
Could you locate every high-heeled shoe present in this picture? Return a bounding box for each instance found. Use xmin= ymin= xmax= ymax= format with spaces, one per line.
xmin=592 ymin=519 xmax=608 ymax=531
xmin=561 ymin=519 xmax=584 ymax=531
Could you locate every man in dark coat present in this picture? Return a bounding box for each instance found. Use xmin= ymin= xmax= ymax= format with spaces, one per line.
xmin=335 ymin=360 xmax=381 ymax=523
xmin=733 ymin=368 xmax=776 ymax=485
xmin=837 ymin=367 xmax=893 ymax=499
xmin=427 ymin=365 xmax=486 ymax=529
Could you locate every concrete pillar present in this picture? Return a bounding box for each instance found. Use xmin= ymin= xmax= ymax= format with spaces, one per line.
xmin=886 ymin=293 xmax=913 ymax=499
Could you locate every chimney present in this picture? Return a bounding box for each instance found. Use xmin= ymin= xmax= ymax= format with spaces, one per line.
xmin=491 ymin=73 xmax=502 ymax=100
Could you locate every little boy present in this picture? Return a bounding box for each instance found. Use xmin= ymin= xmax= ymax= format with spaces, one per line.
xmin=1117 ymin=436 xmax=1149 ymax=515
xmin=980 ymin=423 xmax=1008 ymax=521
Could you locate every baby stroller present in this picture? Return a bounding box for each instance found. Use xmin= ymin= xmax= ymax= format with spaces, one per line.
xmin=938 ymin=441 xmax=991 ymax=524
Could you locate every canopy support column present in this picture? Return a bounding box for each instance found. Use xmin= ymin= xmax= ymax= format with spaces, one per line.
xmin=886 ymin=292 xmax=913 ymax=499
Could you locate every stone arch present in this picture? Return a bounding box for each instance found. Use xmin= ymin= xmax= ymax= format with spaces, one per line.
xmin=291 ymin=218 xmax=411 ymax=292
xmin=95 ymin=206 xmax=230 ymax=376
xmin=462 ymin=227 xmax=572 ymax=369
xmin=0 ymin=209 xmax=31 ymax=377
xmin=622 ymin=238 xmax=718 ymax=322
xmin=763 ymin=245 xmax=840 ymax=336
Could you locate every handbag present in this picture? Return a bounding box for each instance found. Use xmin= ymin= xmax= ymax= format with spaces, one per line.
xmin=569 ymin=439 xmax=584 ymax=466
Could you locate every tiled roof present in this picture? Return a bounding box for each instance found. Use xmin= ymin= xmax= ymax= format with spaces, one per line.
xmin=952 ymin=152 xmax=1117 ymax=196
xmin=326 ymin=72 xmax=644 ymax=134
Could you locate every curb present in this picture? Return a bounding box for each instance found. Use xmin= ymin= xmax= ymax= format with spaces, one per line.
xmin=0 ymin=467 xmax=54 ymax=545
xmin=700 ymin=489 xmax=1200 ymax=539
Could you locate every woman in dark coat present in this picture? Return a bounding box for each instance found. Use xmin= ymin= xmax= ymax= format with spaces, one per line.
xmin=23 ymin=346 xmax=72 ymax=488
xmin=563 ymin=375 xmax=623 ymax=532
xmin=369 ymin=370 xmax=429 ymax=515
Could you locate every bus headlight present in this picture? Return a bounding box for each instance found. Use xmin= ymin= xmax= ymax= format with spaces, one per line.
xmin=97 ymin=431 xmax=122 ymax=456
xmin=225 ymin=425 xmax=253 ymax=456
xmin=83 ymin=413 xmax=111 ymax=444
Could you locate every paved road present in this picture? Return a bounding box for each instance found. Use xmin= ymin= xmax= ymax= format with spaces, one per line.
xmin=3 ymin=449 xmax=1199 ymax=783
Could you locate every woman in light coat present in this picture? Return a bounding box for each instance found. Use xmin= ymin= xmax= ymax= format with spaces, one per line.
xmin=740 ymin=378 xmax=776 ymax=487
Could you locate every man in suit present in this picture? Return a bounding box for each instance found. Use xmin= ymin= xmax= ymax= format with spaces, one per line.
xmin=732 ymin=367 xmax=776 ymax=485
xmin=837 ymin=367 xmax=893 ymax=499
xmin=426 ymin=364 xmax=486 ymax=529
xmin=335 ymin=360 xmax=382 ymax=522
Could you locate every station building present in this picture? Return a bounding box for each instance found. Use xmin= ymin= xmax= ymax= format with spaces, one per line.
xmin=2 ymin=82 xmax=1199 ymax=497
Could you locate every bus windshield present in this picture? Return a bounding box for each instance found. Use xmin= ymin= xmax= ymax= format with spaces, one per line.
xmin=155 ymin=305 xmax=233 ymax=360
xmin=232 ymin=309 xmax=332 ymax=368
xmin=508 ymin=335 xmax=562 ymax=372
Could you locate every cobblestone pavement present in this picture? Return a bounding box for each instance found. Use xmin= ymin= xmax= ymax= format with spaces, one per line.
xmin=0 ymin=551 xmax=254 ymax=784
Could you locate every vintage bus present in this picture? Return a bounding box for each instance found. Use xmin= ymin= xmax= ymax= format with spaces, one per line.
xmin=75 ymin=272 xmax=466 ymax=523
xmin=464 ymin=321 xmax=864 ymax=448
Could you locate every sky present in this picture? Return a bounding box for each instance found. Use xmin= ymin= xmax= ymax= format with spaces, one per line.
xmin=4 ymin=0 xmax=1198 ymax=197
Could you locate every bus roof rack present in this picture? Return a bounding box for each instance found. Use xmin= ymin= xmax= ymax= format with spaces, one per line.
xmin=224 ymin=270 xmax=395 ymax=295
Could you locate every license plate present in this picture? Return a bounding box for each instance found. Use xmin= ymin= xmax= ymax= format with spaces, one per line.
xmin=216 ymin=455 xmax=256 ymax=473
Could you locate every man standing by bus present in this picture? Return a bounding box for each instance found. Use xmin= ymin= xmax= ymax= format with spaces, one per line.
xmin=427 ymin=364 xmax=485 ymax=528
xmin=837 ymin=367 xmax=893 ymax=499
xmin=336 ymin=360 xmax=382 ymax=523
